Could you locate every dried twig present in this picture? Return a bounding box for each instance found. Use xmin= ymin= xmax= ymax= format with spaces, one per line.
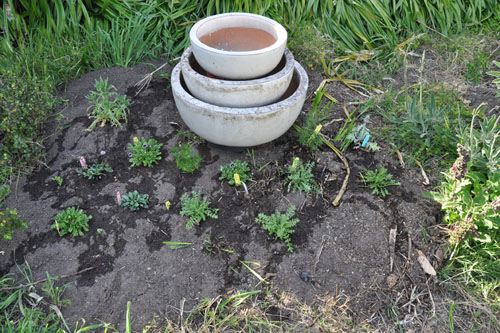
xmin=320 ymin=134 xmax=350 ymax=206
xmin=313 ymin=235 xmax=329 ymax=274
xmin=134 ymin=62 xmax=170 ymax=95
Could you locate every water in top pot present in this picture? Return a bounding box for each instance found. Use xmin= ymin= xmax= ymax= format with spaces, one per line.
xmin=199 ymin=27 xmax=276 ymax=52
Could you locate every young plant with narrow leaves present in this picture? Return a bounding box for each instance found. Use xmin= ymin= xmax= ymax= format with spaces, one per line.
xmin=296 ymin=87 xmax=333 ymax=151
xmin=256 ymin=206 xmax=300 ymax=252
xmin=359 ymin=167 xmax=400 ymax=198
xmin=86 ymin=77 xmax=131 ymax=131
xmin=283 ymin=158 xmax=321 ymax=193
xmin=180 ymin=191 xmax=218 ymax=230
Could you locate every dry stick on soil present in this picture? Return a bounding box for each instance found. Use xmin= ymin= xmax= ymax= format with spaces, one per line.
xmin=0 ymin=266 xmax=95 ymax=291
xmin=414 ymin=159 xmax=430 ymax=185
xmin=320 ymin=134 xmax=350 ymax=206
xmin=134 ymin=60 xmax=178 ymax=95
xmin=389 ymin=225 xmax=397 ymax=272
xmin=312 ymin=235 xmax=329 ymax=274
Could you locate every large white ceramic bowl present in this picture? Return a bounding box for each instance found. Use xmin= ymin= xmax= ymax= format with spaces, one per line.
xmin=181 ymin=47 xmax=294 ymax=108
xmin=171 ymin=61 xmax=308 ymax=147
xmin=189 ymin=12 xmax=287 ymax=80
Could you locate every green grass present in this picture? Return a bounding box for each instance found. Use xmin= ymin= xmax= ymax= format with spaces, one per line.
xmin=0 ymin=263 xmax=105 ymax=331
xmin=1 ymin=0 xmax=500 ymax=329
xmin=376 ymin=85 xmax=473 ymax=170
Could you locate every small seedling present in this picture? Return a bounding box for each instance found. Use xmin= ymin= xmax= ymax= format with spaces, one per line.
xmin=359 ymin=167 xmax=400 ymax=198
xmin=0 ymin=208 xmax=28 ymax=240
xmin=85 ymin=77 xmax=131 ymax=130
xmin=219 ymin=160 xmax=252 ymax=186
xmin=203 ymin=236 xmax=233 ymax=254
xmin=96 ymin=228 xmax=104 ymax=235
xmin=172 ymin=143 xmax=201 ymax=173
xmin=120 ymin=190 xmax=149 ymax=211
xmin=256 ymin=205 xmax=300 ymax=252
xmin=296 ymin=87 xmax=333 ymax=151
xmin=283 ymin=157 xmax=321 ymax=193
xmin=51 ymin=176 xmax=63 ymax=188
xmin=163 ymin=241 xmax=193 ymax=249
xmin=51 ymin=207 xmax=92 ymax=237
xmin=76 ymin=161 xmax=113 ymax=180
xmin=180 ymin=191 xmax=218 ymax=230
xmin=128 ymin=137 xmax=163 ymax=167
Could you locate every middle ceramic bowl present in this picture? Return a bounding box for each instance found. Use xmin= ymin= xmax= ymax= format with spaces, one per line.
xmin=181 ymin=47 xmax=294 ymax=108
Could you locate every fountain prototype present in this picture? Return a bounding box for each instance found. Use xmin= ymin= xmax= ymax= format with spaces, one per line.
xmin=171 ymin=12 xmax=309 ymax=147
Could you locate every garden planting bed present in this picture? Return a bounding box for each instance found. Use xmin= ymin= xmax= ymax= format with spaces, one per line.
xmin=0 ymin=60 xmax=497 ymax=330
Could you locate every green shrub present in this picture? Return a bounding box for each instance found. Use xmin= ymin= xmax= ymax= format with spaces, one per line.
xmin=128 ymin=137 xmax=163 ymax=167
xmin=85 ymin=77 xmax=131 ymax=131
xmin=256 ymin=206 xmax=300 ymax=252
xmin=120 ymin=190 xmax=149 ymax=212
xmin=427 ymin=115 xmax=500 ymax=301
xmin=283 ymin=158 xmax=321 ymax=193
xmin=0 ymin=208 xmax=28 ymax=241
xmin=359 ymin=167 xmax=400 ymax=198
xmin=379 ymin=90 xmax=472 ymax=168
xmin=51 ymin=207 xmax=91 ymax=237
xmin=0 ymin=184 xmax=11 ymax=209
xmin=0 ymin=71 xmax=58 ymax=182
xmin=219 ymin=160 xmax=252 ymax=186
xmin=180 ymin=191 xmax=218 ymax=230
xmin=172 ymin=143 xmax=201 ymax=173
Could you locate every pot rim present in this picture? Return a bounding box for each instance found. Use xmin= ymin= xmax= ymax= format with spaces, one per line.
xmin=180 ymin=47 xmax=294 ymax=87
xmin=171 ymin=60 xmax=308 ymax=116
xmin=189 ymin=12 xmax=287 ymax=57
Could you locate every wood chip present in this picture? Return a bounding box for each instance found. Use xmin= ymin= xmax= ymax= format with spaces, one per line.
xmin=386 ymin=273 xmax=398 ymax=289
xmin=417 ymin=250 xmax=436 ymax=276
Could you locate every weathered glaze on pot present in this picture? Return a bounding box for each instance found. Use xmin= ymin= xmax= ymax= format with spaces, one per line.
xmin=181 ymin=47 xmax=294 ymax=108
xmin=171 ymin=61 xmax=308 ymax=147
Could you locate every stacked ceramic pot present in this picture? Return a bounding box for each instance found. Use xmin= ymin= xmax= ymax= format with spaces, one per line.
xmin=171 ymin=12 xmax=308 ymax=147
